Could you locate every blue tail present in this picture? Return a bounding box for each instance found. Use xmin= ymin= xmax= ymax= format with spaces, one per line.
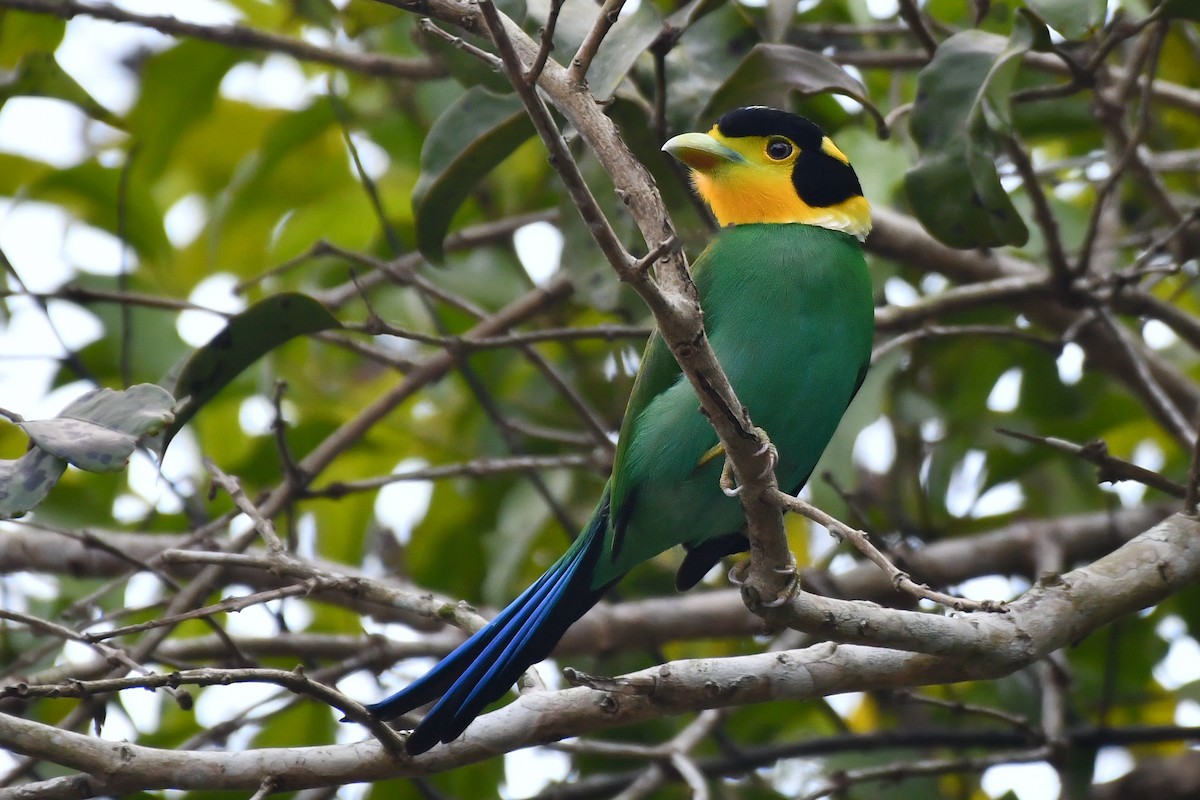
xmin=366 ymin=496 xmax=612 ymax=754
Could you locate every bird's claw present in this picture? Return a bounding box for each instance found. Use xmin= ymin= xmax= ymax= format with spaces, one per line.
xmin=761 ymin=564 xmax=800 ymax=606
xmin=751 ymin=427 xmax=779 ymax=480
xmin=727 ymin=560 xmax=749 ymax=586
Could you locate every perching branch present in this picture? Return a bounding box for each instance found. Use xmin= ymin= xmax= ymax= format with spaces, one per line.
xmin=2 ymin=513 xmax=1195 ymax=789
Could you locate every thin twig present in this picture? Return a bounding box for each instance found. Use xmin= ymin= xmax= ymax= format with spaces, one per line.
xmin=874 ymin=275 xmax=1049 ymax=332
xmin=526 ymin=0 xmax=564 ymax=84
xmin=872 ymin=324 xmax=1061 ymax=363
xmin=798 ymin=747 xmax=1053 ymax=800
xmin=896 ymin=0 xmax=937 ymax=56
xmin=1076 ymin=22 xmax=1169 ymax=275
xmin=0 ymin=609 xmax=143 ymax=675
xmin=419 ymin=17 xmax=503 ymax=68
xmin=1095 ymin=309 xmax=1195 ymax=445
xmin=768 ymin=490 xmax=1006 ymax=613
xmin=895 ymin=690 xmax=1036 ymax=735
xmin=996 ymin=427 xmax=1186 ymax=498
xmin=85 ymin=582 xmax=321 ymax=642
xmin=306 ymin=453 xmax=602 ymax=499
xmin=1004 ymin=136 xmax=1072 ymax=283
xmin=0 ymin=247 xmax=97 ymax=385
xmin=0 ymin=0 xmax=445 ymax=79
xmin=1 ymin=664 xmax=407 ymax=757
xmin=115 ymin=145 xmax=137 ymax=389
xmin=476 ymin=0 xmax=634 ymax=278
xmin=206 ymin=461 xmax=286 ymax=555
xmin=245 ymin=211 xmax=555 ymax=300
xmin=346 ymin=321 xmax=652 ymax=349
xmin=248 ymin=777 xmax=278 ymax=800
xmin=569 ymin=0 xmax=626 ymax=84
xmin=612 ymin=710 xmax=725 ymax=800
xmin=1184 ymin=425 xmax=1200 ymax=515
xmin=156 ymin=548 xmax=489 ymax=633
xmin=269 ymin=381 xmax=307 ymax=490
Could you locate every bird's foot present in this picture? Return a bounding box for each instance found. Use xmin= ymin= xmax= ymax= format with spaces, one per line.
xmin=760 ymin=563 xmax=799 ymax=607
xmin=718 ymin=428 xmax=778 ymax=495
xmin=750 ymin=427 xmax=779 ymax=480
xmin=720 ymin=457 xmax=742 ymax=496
xmin=730 ymin=561 xmax=798 ymax=606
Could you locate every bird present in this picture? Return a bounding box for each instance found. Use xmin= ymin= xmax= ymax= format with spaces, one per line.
xmin=366 ymin=106 xmax=875 ymax=755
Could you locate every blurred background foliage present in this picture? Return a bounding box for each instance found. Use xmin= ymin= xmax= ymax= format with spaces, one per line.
xmin=1 ymin=0 xmax=1199 ymax=798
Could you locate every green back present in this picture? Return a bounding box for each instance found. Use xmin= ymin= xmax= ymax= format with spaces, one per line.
xmin=598 ymin=223 xmax=874 ymax=586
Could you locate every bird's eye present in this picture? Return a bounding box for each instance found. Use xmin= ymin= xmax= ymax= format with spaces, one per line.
xmin=766 ymin=138 xmax=794 ymax=160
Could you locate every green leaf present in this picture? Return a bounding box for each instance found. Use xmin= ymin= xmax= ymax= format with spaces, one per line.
xmin=0 ymin=10 xmax=66 ymax=69
xmin=0 ymin=448 xmax=67 ymax=519
xmin=764 ymin=0 xmax=795 ymax=42
xmin=127 ymin=39 xmax=242 ymax=180
xmin=158 ymin=293 xmax=343 ymax=454
xmin=585 ymin=0 xmax=667 ymax=101
xmin=1162 ymin=0 xmax=1200 ymax=21
xmin=413 ymin=87 xmax=535 ymax=263
xmin=19 ymin=420 xmax=137 ymax=473
xmin=0 ymin=384 xmax=174 ymax=518
xmin=0 ymin=151 xmax=50 ymax=195
xmin=662 ymin=2 xmax=757 ymax=132
xmin=978 ymin=12 xmax=1052 ymax=133
xmin=904 ymin=23 xmax=1042 ymax=249
xmin=1026 ymin=0 xmax=1106 ymax=39
xmin=482 ymin=476 xmax=560 ymax=605
xmin=0 ymin=52 xmax=120 ymax=127
xmin=19 ymin=384 xmax=175 ymax=472
xmin=292 ymin=0 xmax=340 ymax=27
xmin=59 ymin=383 xmax=176 ymax=438
xmin=701 ymin=44 xmax=888 ymax=137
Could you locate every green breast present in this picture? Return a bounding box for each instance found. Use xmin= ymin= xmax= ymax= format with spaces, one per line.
xmin=695 ymin=223 xmax=874 ymax=488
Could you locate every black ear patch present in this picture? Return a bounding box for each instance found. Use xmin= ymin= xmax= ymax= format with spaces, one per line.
xmin=793 ymin=149 xmax=864 ymax=208
xmin=715 ymin=106 xmax=864 ymax=209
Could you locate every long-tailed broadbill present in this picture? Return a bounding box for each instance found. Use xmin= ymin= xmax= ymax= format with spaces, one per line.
xmin=366 ymin=106 xmax=875 ymax=754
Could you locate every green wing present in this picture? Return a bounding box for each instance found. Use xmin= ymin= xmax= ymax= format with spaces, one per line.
xmin=607 ymin=245 xmax=719 ymax=533
xmin=608 ymin=329 xmax=681 ymax=526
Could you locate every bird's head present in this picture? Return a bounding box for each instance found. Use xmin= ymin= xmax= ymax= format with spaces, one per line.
xmin=662 ymin=106 xmax=871 ymax=240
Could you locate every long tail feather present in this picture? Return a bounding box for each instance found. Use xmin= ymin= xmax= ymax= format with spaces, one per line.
xmin=366 ymin=496 xmax=612 ymax=755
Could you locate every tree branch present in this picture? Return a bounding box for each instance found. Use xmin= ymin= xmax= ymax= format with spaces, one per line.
xmin=0 ymin=0 xmax=444 ymax=79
